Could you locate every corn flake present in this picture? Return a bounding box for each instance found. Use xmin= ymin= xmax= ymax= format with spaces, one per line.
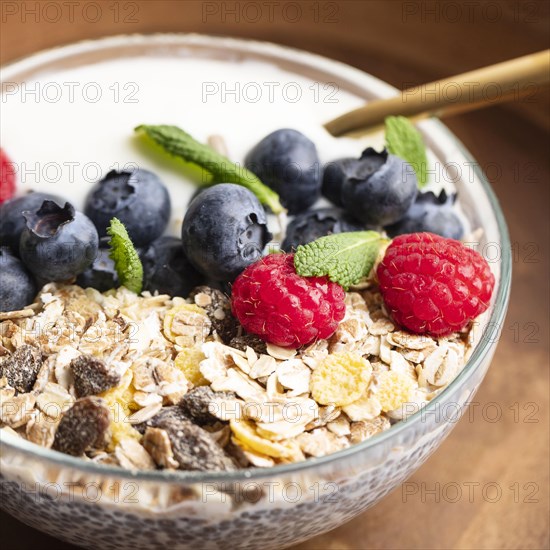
xmin=230 ymin=419 xmax=293 ymax=458
xmin=174 ymin=347 xmax=209 ymax=387
xmin=376 ymin=370 xmax=416 ymax=412
xmin=100 ymin=370 xmax=141 ymax=449
xmin=310 ymin=352 xmax=372 ymax=406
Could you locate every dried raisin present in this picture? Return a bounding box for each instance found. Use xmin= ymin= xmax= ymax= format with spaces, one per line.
xmin=52 ymin=397 xmax=110 ymax=456
xmin=0 ymin=345 xmax=42 ymax=394
xmin=70 ymin=355 xmax=121 ymax=397
xmin=229 ymin=333 xmax=267 ymax=355
xmin=190 ymin=286 xmax=238 ymax=343
xmin=141 ymin=407 xmax=235 ymax=471
xmin=179 ymin=386 xmax=237 ymax=426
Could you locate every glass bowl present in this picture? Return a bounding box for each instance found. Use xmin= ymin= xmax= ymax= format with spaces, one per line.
xmin=0 ymin=34 xmax=511 ymax=550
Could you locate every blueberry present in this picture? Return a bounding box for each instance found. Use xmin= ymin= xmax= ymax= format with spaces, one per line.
xmin=76 ymin=237 xmax=119 ymax=292
xmin=142 ymin=236 xmax=204 ymax=297
xmin=0 ymin=192 xmax=65 ymax=252
xmin=187 ymin=186 xmax=209 ymax=207
xmin=282 ymin=208 xmax=366 ymax=252
xmin=0 ymin=247 xmax=37 ymax=312
xmin=385 ymin=190 xmax=464 ymax=240
xmin=84 ymin=169 xmax=171 ymax=247
xmin=20 ymin=200 xmax=99 ymax=282
xmin=181 ymin=184 xmax=272 ymax=281
xmin=341 ymin=148 xmax=418 ymax=226
xmin=245 ymin=129 xmax=321 ymax=214
xmin=321 ymin=158 xmax=360 ymax=207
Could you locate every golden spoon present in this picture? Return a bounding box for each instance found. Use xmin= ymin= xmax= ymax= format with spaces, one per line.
xmin=325 ymin=50 xmax=550 ymax=136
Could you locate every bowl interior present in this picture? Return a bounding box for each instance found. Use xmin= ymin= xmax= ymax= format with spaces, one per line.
xmin=0 ymin=33 xmax=511 ymax=484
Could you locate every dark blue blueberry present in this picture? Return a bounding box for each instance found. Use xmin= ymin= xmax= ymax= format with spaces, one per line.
xmin=245 ymin=129 xmax=321 ymax=214
xmin=341 ymin=148 xmax=418 ymax=226
xmin=181 ymin=184 xmax=272 ymax=281
xmin=321 ymin=158 xmax=361 ymax=207
xmin=142 ymin=236 xmax=204 ymax=298
xmin=76 ymin=237 xmax=119 ymax=292
xmin=19 ymin=200 xmax=99 ymax=282
xmin=188 ymin=186 xmax=207 ymax=206
xmin=282 ymin=208 xmax=366 ymax=252
xmin=0 ymin=192 xmax=65 ymax=253
xmin=84 ymin=169 xmax=171 ymax=247
xmin=0 ymin=247 xmax=37 ymax=312
xmin=385 ymin=190 xmax=464 ymax=239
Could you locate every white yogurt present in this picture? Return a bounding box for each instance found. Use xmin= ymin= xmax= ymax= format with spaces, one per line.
xmin=1 ymin=56 xmax=390 ymax=234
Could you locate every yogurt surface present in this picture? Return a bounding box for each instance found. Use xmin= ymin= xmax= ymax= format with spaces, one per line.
xmin=1 ymin=56 xmax=387 ymax=235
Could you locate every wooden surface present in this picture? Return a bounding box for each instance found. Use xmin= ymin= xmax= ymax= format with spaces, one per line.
xmin=1 ymin=2 xmax=548 ymax=549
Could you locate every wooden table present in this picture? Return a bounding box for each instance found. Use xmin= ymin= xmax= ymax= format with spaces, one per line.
xmin=1 ymin=2 xmax=548 ymax=549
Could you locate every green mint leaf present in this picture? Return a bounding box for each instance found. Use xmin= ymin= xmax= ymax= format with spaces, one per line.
xmin=294 ymin=231 xmax=384 ymax=290
xmin=385 ymin=116 xmax=428 ymax=188
xmin=135 ymin=124 xmax=284 ymax=214
xmin=107 ymin=218 xmax=143 ymax=294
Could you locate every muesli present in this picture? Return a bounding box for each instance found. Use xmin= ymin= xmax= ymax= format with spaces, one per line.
xmin=0 ymin=118 xmax=494 ymax=471
xmin=0 ymin=276 xmax=473 ymax=471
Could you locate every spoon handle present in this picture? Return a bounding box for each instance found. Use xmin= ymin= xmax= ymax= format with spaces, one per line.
xmin=325 ymin=50 xmax=550 ymax=136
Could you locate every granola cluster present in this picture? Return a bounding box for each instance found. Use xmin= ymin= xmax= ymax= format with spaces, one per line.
xmin=0 ymin=282 xmax=471 ymax=471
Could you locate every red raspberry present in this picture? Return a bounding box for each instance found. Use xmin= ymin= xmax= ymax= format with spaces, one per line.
xmin=377 ymin=233 xmax=495 ymax=337
xmin=231 ymin=253 xmax=346 ymax=348
xmin=0 ymin=149 xmax=16 ymax=205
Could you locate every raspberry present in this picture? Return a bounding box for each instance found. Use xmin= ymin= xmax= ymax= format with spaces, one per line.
xmin=0 ymin=149 xmax=16 ymax=204
xmin=231 ymin=253 xmax=346 ymax=348
xmin=376 ymin=233 xmax=495 ymax=336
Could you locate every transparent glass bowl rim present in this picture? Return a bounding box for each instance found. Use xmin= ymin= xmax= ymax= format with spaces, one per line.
xmin=0 ymin=33 xmax=512 ymax=484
